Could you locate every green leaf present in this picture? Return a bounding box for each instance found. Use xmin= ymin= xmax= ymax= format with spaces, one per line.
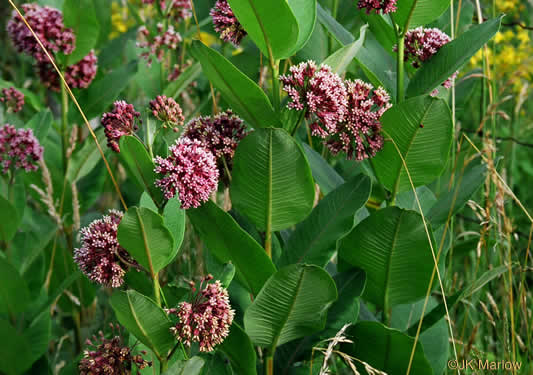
xmin=407 ymin=17 xmax=502 ymax=97
xmin=393 ymin=0 xmax=450 ymax=29
xmin=63 ymin=0 xmax=100 ymax=64
xmin=117 ymin=207 xmax=174 ymax=275
xmin=339 ymin=207 xmax=436 ymax=309
xmin=0 ymin=319 xmax=33 ymax=375
xmin=163 ymin=198 xmax=185 ymax=264
xmin=110 ymin=290 xmax=175 ymax=359
xmin=317 ymin=4 xmax=354 ymax=45
xmin=0 ymin=196 xmax=19 ymax=243
xmin=341 ymin=322 xmax=433 ymax=375
xmin=66 ymin=128 xmax=107 ymax=182
xmin=231 ymin=128 xmax=315 ymax=231
xmin=0 ymin=257 xmax=31 ymax=314
xmin=227 ymin=0 xmax=299 ymax=59
xmin=301 ymin=143 xmax=344 ymax=195
xmin=280 ymin=175 xmax=371 ymax=267
xmin=0 ymin=79 xmax=42 ymax=111
xmin=163 ymin=357 xmax=205 ymax=375
xmin=244 ymin=264 xmax=337 ymax=348
xmin=219 ymin=323 xmax=256 ymax=375
xmin=136 ymin=60 xmax=162 ymax=100
xmin=286 ymin=0 xmax=317 ymax=55
xmin=24 ymin=311 xmax=51 ymax=364
xmin=187 ymin=201 xmax=276 ymax=296
xmin=189 ymin=41 xmax=279 ymax=129
xmin=119 ymin=135 xmax=164 ymax=207
xmin=26 ymin=110 xmax=52 ymax=142
xmin=360 ymin=13 xmax=396 ymax=52
xmin=395 ymin=186 xmax=437 ymax=216
xmin=163 ymin=62 xmax=202 ymax=99
xmin=323 ymin=25 xmax=367 ymax=75
xmin=371 ymin=96 xmax=453 ymax=193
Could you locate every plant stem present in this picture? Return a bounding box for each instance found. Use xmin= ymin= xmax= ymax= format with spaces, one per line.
xmin=269 ymin=57 xmax=281 ymax=113
xmin=396 ymin=34 xmax=405 ymax=103
xmin=60 ymin=80 xmax=69 ymax=172
xmin=160 ymin=358 xmax=169 ymax=373
xmin=264 ymin=348 xmax=275 ymax=375
xmin=153 ymin=273 xmax=161 ymax=307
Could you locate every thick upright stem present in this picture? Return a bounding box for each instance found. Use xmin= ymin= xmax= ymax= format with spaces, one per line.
xmin=269 ymin=58 xmax=281 ymax=113
xmin=153 ymin=272 xmax=162 ymax=307
xmin=396 ymin=34 xmax=405 ymax=104
xmin=264 ymin=349 xmax=274 ymax=375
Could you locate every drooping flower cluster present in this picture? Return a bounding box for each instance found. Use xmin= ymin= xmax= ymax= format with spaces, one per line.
xmin=400 ymin=27 xmax=458 ymax=94
xmin=211 ymin=0 xmax=247 ymax=46
xmin=0 ymin=87 xmax=25 ymax=113
xmin=101 ymin=101 xmax=141 ymax=153
xmin=74 ymin=210 xmax=137 ymax=288
xmin=280 ymin=61 xmax=392 ymax=161
xmin=280 ymin=61 xmax=348 ymax=137
xmin=357 ymin=0 xmax=397 ymax=14
xmin=38 ymin=51 xmax=98 ymax=91
xmin=79 ymin=324 xmax=151 ymax=375
xmin=166 ymin=275 xmax=234 ymax=352
xmin=137 ymin=24 xmax=182 ymax=66
xmin=326 ymin=80 xmax=391 ymax=161
xmin=0 ymin=124 xmax=43 ymax=174
xmin=7 ymin=3 xmax=75 ymax=63
xmin=154 ymin=138 xmax=219 ymax=209
xmin=149 ymin=95 xmax=184 ymax=129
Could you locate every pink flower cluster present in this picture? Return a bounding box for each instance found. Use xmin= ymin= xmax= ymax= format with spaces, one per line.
xmin=101 ymin=101 xmax=141 ymax=153
xmin=401 ymin=27 xmax=458 ymax=94
xmin=7 ymin=3 xmax=75 ymax=63
xmin=38 ymin=51 xmax=98 ymax=91
xmin=211 ymin=0 xmax=247 ymax=46
xmin=280 ymin=61 xmax=392 ymax=161
xmin=74 ymin=210 xmax=136 ymax=288
xmin=137 ymin=24 xmax=182 ymax=66
xmin=149 ymin=95 xmax=184 ymax=129
xmin=0 ymin=87 xmax=25 ymax=113
xmin=166 ymin=275 xmax=234 ymax=353
xmin=357 ymin=0 xmax=397 ymax=14
xmin=0 ymin=124 xmax=43 ymax=174
xmin=154 ymin=138 xmax=219 ymax=209
xmin=79 ymin=324 xmax=151 ymax=374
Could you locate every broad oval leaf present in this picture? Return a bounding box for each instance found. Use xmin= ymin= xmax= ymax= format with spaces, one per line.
xmin=117 ymin=207 xmax=174 ymax=275
xmin=280 ymin=175 xmax=371 ymax=267
xmin=163 ymin=357 xmax=205 ymax=375
xmin=0 ymin=257 xmax=31 ymax=314
xmin=371 ymin=96 xmax=453 ymax=193
xmin=407 ymin=17 xmax=502 ymax=97
xmin=227 ymin=0 xmax=299 ymax=60
xmin=323 ymin=25 xmax=367 ymax=75
xmin=338 ymin=207 xmax=436 ymax=309
xmin=189 ymin=41 xmax=279 ymax=129
xmin=286 ymin=0 xmax=317 ymax=56
xmin=0 ymin=196 xmax=19 ymax=243
xmin=301 ymin=143 xmax=344 ymax=195
xmin=187 ymin=200 xmax=276 ymax=296
xmin=66 ymin=128 xmax=107 ymax=182
xmin=244 ymin=264 xmax=337 ymax=348
xmin=341 ymin=322 xmax=433 ymax=375
xmin=220 ymin=323 xmax=256 ymax=375
xmin=110 ymin=290 xmax=175 ymax=359
xmin=392 ymin=0 xmax=450 ymax=29
xmin=63 ymin=0 xmax=99 ymax=64
xmin=231 ymin=128 xmax=315 ymax=231
xmin=163 ymin=198 xmax=186 ymax=263
xmin=0 ymin=319 xmax=33 ymax=375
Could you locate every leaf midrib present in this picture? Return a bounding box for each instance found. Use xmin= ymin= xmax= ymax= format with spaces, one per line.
xmin=382 ymin=210 xmax=404 ymax=310
xmin=136 ymin=208 xmax=156 ymax=277
xmin=126 ymin=292 xmax=161 ymax=359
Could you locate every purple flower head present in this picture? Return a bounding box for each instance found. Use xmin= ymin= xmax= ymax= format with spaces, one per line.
xmin=137 ymin=24 xmax=182 ymax=66
xmin=397 ymin=27 xmax=458 ymax=93
xmin=357 ymin=0 xmax=397 ymax=14
xmin=166 ymin=275 xmax=235 ymax=353
xmin=79 ymin=324 xmax=151 ymax=374
xmin=74 ymin=210 xmax=137 ymax=288
xmin=154 ymin=138 xmax=219 ymax=209
xmin=326 ymin=80 xmax=391 ymax=161
xmin=101 ymin=101 xmax=142 ymax=153
xmin=0 ymin=124 xmax=43 ymax=174
xmin=211 ymin=0 xmax=247 ymax=46
xmin=0 ymin=87 xmax=25 ymax=113
xmin=38 ymin=50 xmax=98 ymax=91
xmin=280 ymin=61 xmax=348 ymax=138
xmin=7 ymin=3 xmax=75 ymax=63
xmin=149 ymin=95 xmax=184 ymax=129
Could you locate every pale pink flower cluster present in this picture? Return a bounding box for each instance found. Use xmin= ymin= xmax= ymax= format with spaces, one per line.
xmin=7 ymin=3 xmax=75 ymax=63
xmin=0 ymin=87 xmax=25 ymax=113
xmin=210 ymin=0 xmax=247 ymax=45
xmin=357 ymin=0 xmax=397 ymax=14
xmin=38 ymin=51 xmax=98 ymax=91
xmin=137 ymin=24 xmax=182 ymax=66
xmin=166 ymin=275 xmax=235 ymax=352
xmin=101 ymin=100 xmax=141 ymax=153
xmin=154 ymin=138 xmax=219 ymax=209
xmin=149 ymin=95 xmax=184 ymax=129
xmin=74 ymin=210 xmax=136 ymax=288
xmin=0 ymin=124 xmax=43 ymax=174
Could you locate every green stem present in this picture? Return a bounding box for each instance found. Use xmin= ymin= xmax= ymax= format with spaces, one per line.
xmin=60 ymin=80 xmax=69 ymax=172
xmin=269 ymin=57 xmax=281 ymax=113
xmin=264 ymin=349 xmax=275 ymax=375
xmin=160 ymin=358 xmax=169 ymax=373
xmin=396 ymin=34 xmax=405 ymax=103
xmin=153 ymin=273 xmax=161 ymax=307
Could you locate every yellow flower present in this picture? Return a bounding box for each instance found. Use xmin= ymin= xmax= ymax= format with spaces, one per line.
xmin=110 ymin=2 xmax=135 ymax=39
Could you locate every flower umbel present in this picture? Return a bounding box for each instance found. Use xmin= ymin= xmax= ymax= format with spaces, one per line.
xmin=74 ymin=210 xmax=137 ymax=288
xmin=137 ymin=23 xmax=182 ymax=66
xmin=0 ymin=124 xmax=43 ymax=174
xmin=149 ymin=95 xmax=184 ymax=129
xmin=357 ymin=0 xmax=397 ymax=14
xmin=326 ymin=80 xmax=391 ymax=161
xmin=79 ymin=324 xmax=151 ymax=375
xmin=0 ymin=87 xmax=25 ymax=113
xmin=7 ymin=3 xmax=75 ymax=63
xmin=102 ymin=100 xmax=142 ymax=153
xmin=38 ymin=50 xmax=98 ymax=91
xmin=280 ymin=61 xmax=348 ymax=138
xmin=154 ymin=138 xmax=219 ymax=209
xmin=211 ymin=0 xmax=247 ymax=46
xmin=166 ymin=275 xmax=235 ymax=352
